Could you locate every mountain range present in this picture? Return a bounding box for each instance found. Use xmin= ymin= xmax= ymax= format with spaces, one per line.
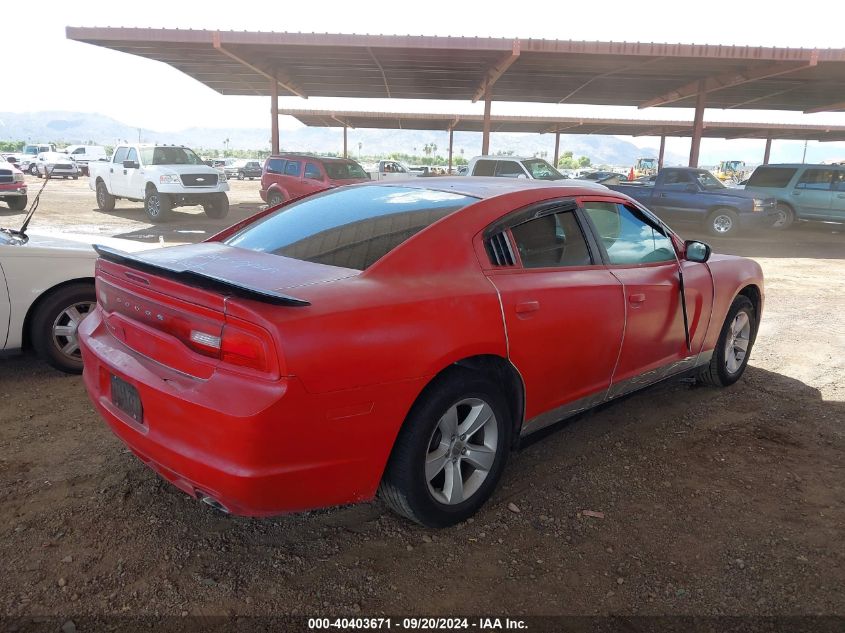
xmin=0 ymin=111 xmax=685 ymax=167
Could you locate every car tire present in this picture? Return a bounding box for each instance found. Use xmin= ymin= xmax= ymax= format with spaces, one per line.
xmin=72 ymin=175 xmax=78 ymax=180
xmin=31 ymin=282 xmax=95 ymax=374
xmin=203 ymin=193 xmax=230 ymax=219
xmin=705 ymin=208 xmax=740 ymax=237
xmin=6 ymin=196 xmax=28 ymax=211
xmin=96 ymin=181 xmax=116 ymax=212
xmin=698 ymin=295 xmax=757 ymax=388
xmin=144 ymin=187 xmax=172 ymax=222
xmin=378 ymin=369 xmax=511 ymax=527
xmin=237 ymin=172 xmax=244 ymax=180
xmin=770 ymin=204 xmax=795 ymax=230
xmin=268 ymin=191 xmax=284 ymax=207
xmin=28 ymin=164 xmax=38 ymax=175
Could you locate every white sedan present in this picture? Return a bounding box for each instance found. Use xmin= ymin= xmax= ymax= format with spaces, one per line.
xmin=1 ymin=228 xmax=152 ymax=372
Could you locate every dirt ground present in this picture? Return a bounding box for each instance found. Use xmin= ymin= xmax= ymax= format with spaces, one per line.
xmin=1 ymin=175 xmax=844 ymax=623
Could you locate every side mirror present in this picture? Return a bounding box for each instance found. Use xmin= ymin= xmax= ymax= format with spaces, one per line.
xmin=685 ymin=240 xmax=711 ymax=263
xmin=123 ymin=160 xmax=139 ymax=169
xmin=685 ymin=183 xmax=698 ymax=193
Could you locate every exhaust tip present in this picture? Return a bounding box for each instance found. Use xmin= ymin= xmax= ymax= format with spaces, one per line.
xmin=198 ymin=493 xmax=229 ymax=514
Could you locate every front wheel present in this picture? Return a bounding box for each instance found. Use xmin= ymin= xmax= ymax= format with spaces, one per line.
xmin=5 ymin=196 xmax=28 ymax=211
xmin=28 ymin=164 xmax=38 ymax=175
xmin=144 ymin=188 xmax=172 ymax=222
xmin=31 ymin=283 xmax=96 ymax=374
xmin=770 ymin=204 xmax=795 ymax=230
xmin=705 ymin=208 xmax=740 ymax=237
xmin=379 ymin=370 xmax=511 ymax=527
xmin=237 ymin=172 xmax=244 ymax=180
xmin=202 ymin=193 xmax=230 ymax=219
xmin=698 ymin=295 xmax=757 ymax=387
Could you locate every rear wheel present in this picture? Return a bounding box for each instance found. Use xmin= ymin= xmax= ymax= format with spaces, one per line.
xmin=28 ymin=164 xmax=38 ymax=175
xmin=268 ymin=191 xmax=284 ymax=207
xmin=144 ymin=187 xmax=172 ymax=222
xmin=379 ymin=370 xmax=511 ymax=527
xmin=771 ymin=204 xmax=795 ymax=230
xmin=96 ymin=181 xmax=116 ymax=212
xmin=203 ymin=193 xmax=230 ymax=219
xmin=31 ymin=283 xmax=95 ymax=374
xmin=698 ymin=295 xmax=757 ymax=387
xmin=705 ymin=208 xmax=740 ymax=237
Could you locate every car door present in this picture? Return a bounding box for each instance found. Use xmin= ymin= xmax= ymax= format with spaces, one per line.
xmin=283 ymin=159 xmax=304 ymax=197
xmin=580 ymin=198 xmax=710 ymax=397
xmin=108 ymin=147 xmax=130 ymax=197
xmin=0 ymin=259 xmax=10 ymax=349
xmin=791 ymin=168 xmax=835 ymax=219
xmin=301 ymin=161 xmax=328 ymax=194
xmin=483 ymin=200 xmax=625 ymax=433
xmin=123 ymin=148 xmax=145 ymax=199
xmin=653 ymin=171 xmax=699 ymax=221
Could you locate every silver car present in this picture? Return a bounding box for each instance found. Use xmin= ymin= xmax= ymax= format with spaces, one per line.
xmin=35 ymin=152 xmax=80 ymax=179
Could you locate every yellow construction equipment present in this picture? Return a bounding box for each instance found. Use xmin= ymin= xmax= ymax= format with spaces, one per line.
xmin=633 ymin=157 xmax=658 ymax=179
xmin=714 ymin=160 xmax=748 ymax=183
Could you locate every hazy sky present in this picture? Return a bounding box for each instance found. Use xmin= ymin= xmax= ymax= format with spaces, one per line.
xmin=5 ymin=0 xmax=845 ymax=161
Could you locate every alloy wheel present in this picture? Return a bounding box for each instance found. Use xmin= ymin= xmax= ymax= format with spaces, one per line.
xmin=724 ymin=311 xmax=751 ymax=374
xmin=51 ymin=301 xmax=94 ymax=361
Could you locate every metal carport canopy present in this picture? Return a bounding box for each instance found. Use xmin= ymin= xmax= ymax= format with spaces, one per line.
xmin=280 ymin=109 xmax=845 ymax=141
xmin=66 ymin=28 xmax=845 ymax=111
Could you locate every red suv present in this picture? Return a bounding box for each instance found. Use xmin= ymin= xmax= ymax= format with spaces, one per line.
xmin=260 ymin=154 xmax=370 ymax=206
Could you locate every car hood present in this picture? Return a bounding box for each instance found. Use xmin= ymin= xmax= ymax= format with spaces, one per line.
xmin=704 ymin=187 xmax=770 ymax=200
xmin=0 ymin=230 xmax=155 ymax=258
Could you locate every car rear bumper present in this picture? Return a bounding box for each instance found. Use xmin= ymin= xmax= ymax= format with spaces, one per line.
xmin=79 ymin=308 xmax=421 ymax=517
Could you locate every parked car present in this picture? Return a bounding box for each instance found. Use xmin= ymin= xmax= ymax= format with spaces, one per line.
xmin=466 ymin=156 xmax=566 ymax=180
xmin=0 ymin=161 xmax=27 ymax=211
xmin=743 ymin=163 xmax=845 ymax=229
xmin=369 ymin=159 xmax=415 ymax=180
xmin=79 ymin=178 xmax=763 ymax=527
xmin=260 ymin=154 xmax=370 ymax=206
xmin=3 ymin=154 xmax=22 ymax=171
xmin=228 ymin=159 xmax=262 ymax=180
xmin=34 ymin=152 xmax=80 ymax=179
xmin=579 ymin=170 xmax=628 ymax=184
xmin=1 ymin=213 xmax=151 ymax=372
xmin=19 ymin=143 xmax=56 ymax=175
xmin=88 ymin=144 xmax=230 ymax=222
xmin=608 ymin=167 xmax=778 ymax=236
xmin=62 ymin=145 xmax=108 ymax=176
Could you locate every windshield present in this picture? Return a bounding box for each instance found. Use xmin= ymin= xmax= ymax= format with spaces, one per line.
xmin=694 ymin=170 xmax=726 ymax=189
xmin=323 ymin=161 xmax=369 ymax=180
xmin=225 ymin=185 xmax=477 ymax=270
xmin=521 ymin=159 xmax=565 ymax=181
xmin=139 ymin=146 xmax=204 ymax=166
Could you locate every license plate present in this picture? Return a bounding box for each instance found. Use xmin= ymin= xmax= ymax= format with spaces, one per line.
xmin=111 ymin=375 xmax=143 ymax=423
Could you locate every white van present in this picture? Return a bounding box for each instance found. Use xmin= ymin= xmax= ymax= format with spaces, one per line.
xmin=63 ymin=145 xmax=108 ymax=175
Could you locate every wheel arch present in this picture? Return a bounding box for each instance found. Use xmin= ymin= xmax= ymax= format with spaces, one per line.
xmin=21 ymin=277 xmax=94 ymax=350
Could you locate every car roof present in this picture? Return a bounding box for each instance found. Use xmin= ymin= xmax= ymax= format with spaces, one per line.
xmin=470 ymin=155 xmax=546 ymax=161
xmin=358 ymin=177 xmax=610 ymax=199
xmin=756 ymin=163 xmax=844 ymax=168
xmin=269 ymin=154 xmax=357 ymax=163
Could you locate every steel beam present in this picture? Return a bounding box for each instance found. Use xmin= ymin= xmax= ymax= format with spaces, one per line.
xmin=482 ymin=89 xmax=492 ymax=155
xmin=689 ymin=81 xmax=706 ymax=167
xmin=640 ymin=55 xmax=818 ymax=109
xmin=343 ymin=125 xmax=348 ymax=158
xmin=763 ymin=136 xmax=772 ymax=164
xmin=212 ymin=32 xmax=307 ymax=98
xmin=553 ymin=132 xmax=561 ymax=167
xmin=472 ymin=41 xmax=520 ymax=103
xmin=658 ymin=135 xmax=666 ymax=169
xmin=270 ymin=76 xmax=279 ymax=154
xmin=804 ymin=100 xmax=845 ymax=114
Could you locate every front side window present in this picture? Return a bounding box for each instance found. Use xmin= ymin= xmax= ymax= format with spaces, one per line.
xmin=113 ymin=147 xmax=129 ymax=164
xmin=304 ymin=162 xmax=322 ymax=180
xmin=284 ymin=160 xmax=302 ymax=177
xmin=510 ymin=210 xmax=592 ymax=269
xmin=693 ymin=170 xmax=725 ymax=189
xmin=495 ymin=161 xmax=524 ymax=178
xmin=125 ymin=148 xmax=138 ymax=163
xmin=796 ymin=169 xmax=835 ymax=190
xmin=225 ymin=186 xmax=478 ymax=271
xmin=746 ymin=167 xmax=797 ymax=188
xmin=521 ymin=159 xmax=565 ymax=180
xmin=583 ymin=201 xmax=676 ymax=265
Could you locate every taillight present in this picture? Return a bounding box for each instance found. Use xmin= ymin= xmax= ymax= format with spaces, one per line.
xmin=221 ymin=325 xmax=270 ymax=372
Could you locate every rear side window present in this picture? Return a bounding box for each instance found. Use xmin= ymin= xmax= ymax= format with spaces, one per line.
xmin=472 ymin=160 xmax=496 ymax=176
xmin=266 ymin=158 xmax=285 ymax=174
xmin=747 ymin=167 xmax=797 ymax=188
xmin=495 ymin=161 xmax=524 ymax=178
xmin=510 ymin=210 xmax=592 ymax=268
xmin=795 ymin=169 xmax=835 ymax=190
xmin=225 ymin=186 xmax=477 ymax=270
xmin=583 ymin=202 xmax=675 ymax=265
xmin=284 ymin=160 xmax=302 ymax=177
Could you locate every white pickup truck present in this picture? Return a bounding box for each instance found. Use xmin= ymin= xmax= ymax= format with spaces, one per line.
xmin=367 ymin=160 xmax=417 ymax=181
xmin=88 ymin=144 xmax=230 ymax=222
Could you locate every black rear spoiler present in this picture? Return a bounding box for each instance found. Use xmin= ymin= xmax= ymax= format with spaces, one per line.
xmin=93 ymin=245 xmax=311 ymax=307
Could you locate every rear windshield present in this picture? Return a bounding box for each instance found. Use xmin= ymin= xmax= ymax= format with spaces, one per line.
xmin=323 ymin=161 xmax=368 ymax=180
xmin=225 ymin=185 xmax=477 ymax=270
xmin=747 ymin=167 xmax=798 ymax=188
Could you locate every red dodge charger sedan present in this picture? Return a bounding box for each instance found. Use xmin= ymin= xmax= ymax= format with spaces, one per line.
xmin=80 ymin=179 xmax=763 ymax=527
